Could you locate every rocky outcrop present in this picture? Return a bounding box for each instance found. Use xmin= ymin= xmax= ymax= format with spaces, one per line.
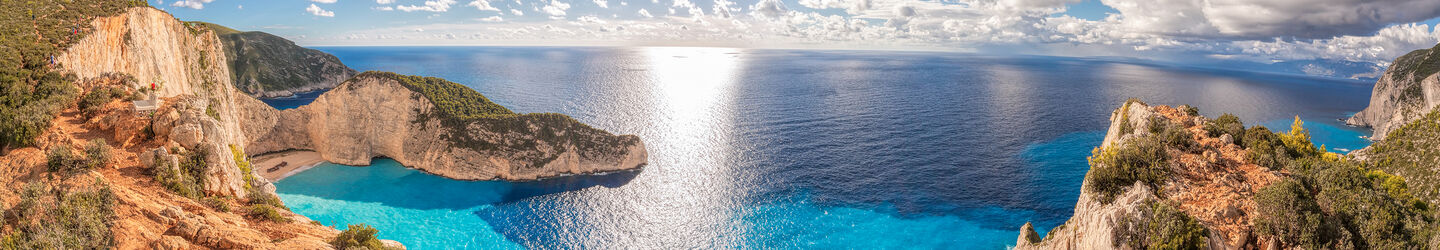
xmin=242 ymin=73 xmax=649 ymax=181
xmin=212 ymin=25 xmax=356 ymax=98
xmin=59 ymin=7 xmax=266 ymax=199
xmin=1347 ymin=42 xmax=1440 ymax=141
xmin=1016 ymin=101 xmax=1277 ymax=249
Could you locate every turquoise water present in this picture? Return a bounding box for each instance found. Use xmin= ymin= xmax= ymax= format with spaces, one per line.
xmin=273 ymin=47 xmax=1375 ymax=249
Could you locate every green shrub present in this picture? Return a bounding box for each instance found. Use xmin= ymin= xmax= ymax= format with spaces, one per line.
xmin=78 ymin=87 xmax=122 ymax=118
xmin=331 ymin=224 xmax=396 ymax=250
xmin=230 ymin=144 xmax=254 ymax=190
xmin=46 ymin=146 xmax=83 ymax=173
xmin=1203 ymin=113 xmax=1244 ymax=142
xmin=84 ymin=139 xmax=111 ymax=169
xmin=203 ymin=197 xmax=231 ymax=212
xmin=247 ymin=188 xmax=285 ymax=209
xmin=246 ymin=204 xmax=290 ymax=223
xmin=150 ymin=148 xmax=207 ymax=199
xmin=1 ymin=179 xmax=117 ymax=249
xmin=1113 ymin=199 xmax=1209 ymax=250
xmin=205 ymin=101 xmax=220 ymax=121
xmin=1086 ymin=135 xmax=1169 ymax=204
xmin=1180 ymin=105 xmax=1199 ymax=116
xmin=1254 ymin=179 xmax=1342 ymax=249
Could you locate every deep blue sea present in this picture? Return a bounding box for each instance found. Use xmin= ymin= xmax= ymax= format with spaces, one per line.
xmin=268 ymin=47 xmax=1375 ymax=249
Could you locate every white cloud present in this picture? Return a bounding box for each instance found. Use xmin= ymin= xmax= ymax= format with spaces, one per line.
xmin=377 ymin=0 xmax=395 ymax=3
xmin=374 ymin=6 xmax=395 ymax=11
xmin=312 ymin=0 xmax=338 ymax=3
xmin=637 ymin=9 xmax=653 ymax=18
xmin=170 ymin=0 xmax=213 ymax=9
xmin=468 ymin=0 xmax=500 ymax=11
xmin=480 ymin=16 xmax=505 ymax=22
xmin=750 ymin=0 xmax=788 ymax=19
xmin=1102 ymin=0 xmax=1440 ymax=39
xmin=512 ymin=9 xmax=525 ymax=15
xmin=543 ymin=0 xmax=571 ymax=17
xmin=398 ymin=0 xmax=458 ymax=12
xmin=307 ymin=3 xmax=336 ymax=17
xmin=593 ymin=0 xmax=609 ymax=8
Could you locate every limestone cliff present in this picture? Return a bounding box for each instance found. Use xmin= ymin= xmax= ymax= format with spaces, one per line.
xmin=242 ymin=72 xmax=649 ymax=181
xmin=1346 ymin=42 xmax=1440 ymax=141
xmin=58 ymin=7 xmax=267 ymax=199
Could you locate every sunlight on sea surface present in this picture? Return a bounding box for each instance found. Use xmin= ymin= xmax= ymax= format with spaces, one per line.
xmin=274 ymin=47 xmax=1376 ymax=249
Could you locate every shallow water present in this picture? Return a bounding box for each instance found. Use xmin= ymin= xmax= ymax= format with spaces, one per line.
xmin=273 ymin=47 xmax=1374 ymax=249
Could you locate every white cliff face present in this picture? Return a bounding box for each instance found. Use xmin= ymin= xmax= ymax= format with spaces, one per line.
xmin=242 ymin=74 xmax=649 ymax=181
xmin=1347 ymin=43 xmax=1440 ymax=141
xmin=59 ymin=7 xmax=264 ymax=198
xmin=1348 ymin=73 xmax=1440 ymax=141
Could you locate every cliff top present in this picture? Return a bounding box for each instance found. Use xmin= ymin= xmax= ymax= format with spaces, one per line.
xmin=1022 ymin=100 xmax=1439 ymax=249
xmin=1390 ymin=42 xmax=1440 ymax=84
xmin=355 ymin=71 xmax=516 ymax=119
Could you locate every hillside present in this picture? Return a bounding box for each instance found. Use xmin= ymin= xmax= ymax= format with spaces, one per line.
xmin=1016 ymin=100 xmax=1439 ymax=249
xmin=209 ymin=23 xmax=355 ymax=98
xmin=1347 ymin=42 xmax=1440 ymax=141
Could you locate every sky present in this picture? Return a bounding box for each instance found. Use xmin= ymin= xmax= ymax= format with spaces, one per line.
xmin=159 ymin=0 xmax=1440 ymax=79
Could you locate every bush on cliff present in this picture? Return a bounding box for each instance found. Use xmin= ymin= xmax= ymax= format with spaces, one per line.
xmin=332 ymin=224 xmax=397 ymax=250
xmin=246 ymin=204 xmax=290 ymax=223
xmin=1203 ymin=113 xmax=1244 ymax=143
xmin=1112 ymin=198 xmax=1208 ymax=250
xmin=1248 ymin=120 xmax=1437 ymax=249
xmin=0 ymin=179 xmax=117 ymax=249
xmin=1086 ymin=134 xmax=1169 ymax=204
xmin=150 ymin=147 xmax=209 ymax=199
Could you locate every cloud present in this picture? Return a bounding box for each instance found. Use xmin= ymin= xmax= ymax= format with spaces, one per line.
xmin=307 ymin=3 xmax=336 ymax=17
xmin=170 ymin=0 xmax=213 ymax=9
xmin=750 ymin=0 xmax=788 ymax=19
xmin=468 ymin=0 xmax=500 ymax=11
xmin=312 ymin=0 xmax=338 ymax=3
xmin=377 ymin=0 xmax=395 ymax=3
xmin=398 ymin=0 xmax=458 ymax=12
xmin=1102 ymin=0 xmax=1440 ymax=39
xmin=543 ymin=0 xmax=571 ymax=17
xmin=593 ymin=0 xmax=609 ymax=8
xmin=479 ymin=16 xmax=505 ymax=22
xmin=637 ymin=9 xmax=653 ymax=18
xmin=374 ymin=6 xmax=396 ymax=11
xmin=512 ymin=9 xmax=525 ymax=15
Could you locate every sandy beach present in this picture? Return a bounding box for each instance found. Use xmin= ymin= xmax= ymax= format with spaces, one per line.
xmin=252 ymin=150 xmax=326 ymax=181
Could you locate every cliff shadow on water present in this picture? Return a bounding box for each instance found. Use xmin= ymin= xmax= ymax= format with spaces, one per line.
xmin=276 ymin=157 xmax=641 ymax=210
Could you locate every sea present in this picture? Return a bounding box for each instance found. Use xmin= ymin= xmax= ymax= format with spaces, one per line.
xmin=265 ymin=47 xmax=1375 ymax=249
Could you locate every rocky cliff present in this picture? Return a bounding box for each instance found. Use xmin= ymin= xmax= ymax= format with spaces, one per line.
xmin=242 ymin=72 xmax=649 ymax=181
xmin=58 ymin=7 xmax=267 ymax=198
xmin=205 ymin=23 xmax=356 ymax=98
xmin=1019 ymin=100 xmax=1440 ymax=249
xmin=1346 ymin=42 xmax=1440 ymax=141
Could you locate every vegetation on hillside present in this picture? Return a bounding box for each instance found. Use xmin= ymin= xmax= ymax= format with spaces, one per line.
xmin=211 ymin=22 xmax=355 ymax=97
xmin=1362 ymin=108 xmax=1440 ymax=204
xmin=1086 ymin=112 xmax=1194 ymax=204
xmin=0 ymin=0 xmax=149 ymax=153
xmin=331 ymin=224 xmax=398 ymax=250
xmin=1112 ymin=199 xmax=1209 ymax=249
xmin=0 ymin=179 xmax=117 ymax=249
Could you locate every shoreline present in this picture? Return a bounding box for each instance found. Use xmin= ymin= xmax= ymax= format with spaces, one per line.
xmin=252 ymin=150 xmax=326 ymax=182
